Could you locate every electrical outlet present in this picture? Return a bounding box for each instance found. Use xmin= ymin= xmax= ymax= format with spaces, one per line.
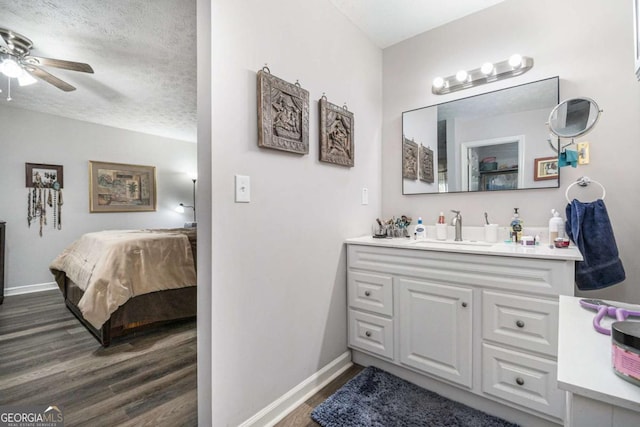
xmin=577 ymin=142 xmax=590 ymax=165
xmin=235 ymin=175 xmax=250 ymax=203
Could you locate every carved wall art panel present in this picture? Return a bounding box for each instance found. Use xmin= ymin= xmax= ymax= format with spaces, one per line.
xmin=319 ymin=97 xmax=354 ymax=167
xmin=257 ymin=67 xmax=309 ymax=154
xmin=402 ymin=138 xmax=418 ymax=180
xmin=419 ymin=145 xmax=434 ymax=183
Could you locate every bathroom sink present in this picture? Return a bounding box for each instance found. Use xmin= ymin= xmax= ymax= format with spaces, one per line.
xmin=409 ymin=239 xmax=494 ymax=247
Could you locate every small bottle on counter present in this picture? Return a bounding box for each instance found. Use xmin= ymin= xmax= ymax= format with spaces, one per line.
xmin=548 ymin=209 xmax=565 ymax=245
xmin=414 ymin=217 xmax=426 ymax=239
xmin=435 ymin=212 xmax=447 ymax=240
xmin=510 ymin=208 xmax=523 ymax=243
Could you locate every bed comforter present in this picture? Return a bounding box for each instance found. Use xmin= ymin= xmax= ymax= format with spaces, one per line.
xmin=49 ymin=229 xmax=197 ymax=329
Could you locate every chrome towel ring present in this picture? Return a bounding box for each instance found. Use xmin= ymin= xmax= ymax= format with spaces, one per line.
xmin=565 ymin=176 xmax=606 ymax=202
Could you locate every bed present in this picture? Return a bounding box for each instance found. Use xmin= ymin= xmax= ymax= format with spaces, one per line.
xmin=50 ymin=228 xmax=197 ymax=346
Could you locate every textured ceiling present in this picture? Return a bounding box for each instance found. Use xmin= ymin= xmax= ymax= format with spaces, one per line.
xmin=0 ymin=0 xmax=196 ymax=142
xmin=0 ymin=1 xmax=504 ymax=143
xmin=328 ymin=0 xmax=507 ymax=48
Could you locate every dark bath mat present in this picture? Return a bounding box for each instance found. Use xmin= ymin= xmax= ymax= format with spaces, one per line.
xmin=311 ymin=366 xmax=519 ymax=427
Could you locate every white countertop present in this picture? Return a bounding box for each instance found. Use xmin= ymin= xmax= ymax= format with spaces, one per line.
xmin=557 ymin=295 xmax=640 ymax=412
xmin=345 ymin=235 xmax=583 ymax=261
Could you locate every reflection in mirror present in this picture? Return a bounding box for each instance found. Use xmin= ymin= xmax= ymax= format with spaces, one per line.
xmin=548 ymin=97 xmax=601 ymax=138
xmin=402 ymin=76 xmax=559 ymax=194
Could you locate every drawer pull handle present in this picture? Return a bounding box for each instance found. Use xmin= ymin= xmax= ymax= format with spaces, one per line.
xmin=516 ymin=377 xmax=525 ymax=386
xmin=516 ymin=320 xmax=525 ymax=328
xmin=365 ymin=331 xmax=372 ymax=337
xmin=461 ymin=302 xmax=468 ymax=308
xmin=364 ymin=291 xmax=371 ymax=297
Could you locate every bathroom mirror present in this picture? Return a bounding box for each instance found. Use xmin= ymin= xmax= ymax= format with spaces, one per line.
xmin=548 ymin=97 xmax=601 ymax=138
xmin=402 ymin=76 xmax=559 ymax=194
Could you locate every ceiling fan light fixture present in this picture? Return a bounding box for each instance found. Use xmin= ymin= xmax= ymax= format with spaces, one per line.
xmin=0 ymin=58 xmax=23 ymax=78
xmin=18 ymin=71 xmax=37 ymax=86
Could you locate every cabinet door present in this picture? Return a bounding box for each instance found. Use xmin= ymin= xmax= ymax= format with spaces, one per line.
xmin=399 ymin=278 xmax=472 ymax=388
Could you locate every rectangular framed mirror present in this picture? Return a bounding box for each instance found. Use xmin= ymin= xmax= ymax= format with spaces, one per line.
xmin=402 ymin=76 xmax=559 ymax=194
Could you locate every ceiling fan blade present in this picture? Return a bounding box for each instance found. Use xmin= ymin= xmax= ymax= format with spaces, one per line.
xmin=25 ymin=56 xmax=94 ymax=73
xmin=28 ymin=66 xmax=76 ymax=92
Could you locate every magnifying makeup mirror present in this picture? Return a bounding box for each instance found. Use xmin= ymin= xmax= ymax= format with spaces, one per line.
xmin=548 ymin=97 xmax=602 ymax=139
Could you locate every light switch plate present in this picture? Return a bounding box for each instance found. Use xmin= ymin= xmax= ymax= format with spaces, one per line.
xmin=577 ymin=142 xmax=590 ymax=165
xmin=361 ymin=187 xmax=369 ymax=205
xmin=235 ymin=175 xmax=250 ymax=203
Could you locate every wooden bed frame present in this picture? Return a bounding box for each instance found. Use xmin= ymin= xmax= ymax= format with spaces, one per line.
xmin=56 ymin=274 xmax=196 ymax=346
xmin=51 ymin=228 xmax=197 ymax=347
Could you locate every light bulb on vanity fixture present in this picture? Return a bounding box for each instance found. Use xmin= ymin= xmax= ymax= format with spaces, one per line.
xmin=175 ymin=177 xmax=197 ymax=228
xmin=431 ymin=53 xmax=533 ymax=95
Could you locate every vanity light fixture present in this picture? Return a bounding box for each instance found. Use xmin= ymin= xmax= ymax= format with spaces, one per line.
xmin=432 ymin=54 xmax=533 ymax=95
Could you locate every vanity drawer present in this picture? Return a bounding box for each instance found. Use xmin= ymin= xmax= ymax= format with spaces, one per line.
xmin=482 ymin=343 xmax=564 ymax=420
xmin=349 ymin=309 xmax=393 ymax=359
xmin=348 ymin=271 xmax=393 ymax=316
xmin=482 ymin=290 xmax=558 ymax=357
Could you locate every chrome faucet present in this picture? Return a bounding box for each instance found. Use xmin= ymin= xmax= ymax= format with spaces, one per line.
xmin=451 ymin=210 xmax=462 ymax=241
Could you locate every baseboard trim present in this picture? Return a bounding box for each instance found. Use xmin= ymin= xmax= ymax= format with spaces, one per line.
xmin=5 ymin=282 xmax=58 ymax=296
xmin=239 ymin=350 xmax=352 ymax=427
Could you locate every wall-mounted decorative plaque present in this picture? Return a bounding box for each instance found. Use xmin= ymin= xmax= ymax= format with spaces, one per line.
xmin=419 ymin=144 xmax=434 ymax=183
xmin=257 ymin=66 xmax=309 ymax=154
xmin=402 ymin=137 xmax=418 ymax=180
xmin=319 ymin=96 xmax=354 ymax=167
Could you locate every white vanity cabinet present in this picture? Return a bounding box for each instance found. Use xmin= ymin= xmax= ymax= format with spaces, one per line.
xmin=346 ymin=239 xmax=580 ymax=425
xmin=399 ymin=278 xmax=473 ymax=387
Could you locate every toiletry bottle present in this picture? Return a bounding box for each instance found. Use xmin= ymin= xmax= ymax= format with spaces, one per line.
xmin=510 ymin=208 xmax=523 ymax=243
xmin=414 ymin=217 xmax=426 ymax=239
xmin=548 ymin=209 xmax=565 ymax=244
xmin=437 ymin=212 xmax=445 ymax=224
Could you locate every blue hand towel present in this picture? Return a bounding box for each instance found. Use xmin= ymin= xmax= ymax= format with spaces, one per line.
xmin=558 ymin=149 xmax=578 ymax=168
xmin=565 ymin=199 xmax=625 ymax=290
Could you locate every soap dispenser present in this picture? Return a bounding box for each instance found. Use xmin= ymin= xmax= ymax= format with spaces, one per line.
xmin=510 ymin=208 xmax=523 ymax=243
xmin=414 ymin=217 xmax=426 ymax=240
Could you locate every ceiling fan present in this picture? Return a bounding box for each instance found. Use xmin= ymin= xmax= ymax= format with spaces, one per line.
xmin=0 ymin=27 xmax=94 ymax=93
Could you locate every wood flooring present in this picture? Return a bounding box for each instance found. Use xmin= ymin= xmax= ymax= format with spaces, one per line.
xmin=0 ymin=290 xmax=197 ymax=427
xmin=275 ymin=364 xmax=363 ymax=427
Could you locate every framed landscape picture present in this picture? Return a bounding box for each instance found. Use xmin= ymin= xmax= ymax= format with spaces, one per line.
xmin=89 ymin=161 xmax=156 ymax=212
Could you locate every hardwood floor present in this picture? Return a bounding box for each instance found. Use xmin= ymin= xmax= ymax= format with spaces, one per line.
xmin=275 ymin=364 xmax=363 ymax=427
xmin=0 ymin=290 xmax=197 ymax=427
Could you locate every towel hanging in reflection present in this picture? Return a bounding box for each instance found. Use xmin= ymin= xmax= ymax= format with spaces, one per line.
xmin=559 ymin=149 xmax=579 ymax=168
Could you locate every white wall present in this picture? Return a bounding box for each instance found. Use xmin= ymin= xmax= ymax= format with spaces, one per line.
xmin=382 ymin=0 xmax=640 ymax=303
xmin=0 ymin=105 xmax=197 ymax=291
xmin=210 ymin=0 xmax=382 ymax=424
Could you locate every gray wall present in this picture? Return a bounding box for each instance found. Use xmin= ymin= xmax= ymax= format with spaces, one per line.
xmin=0 ymin=105 xmax=197 ymax=291
xmin=209 ymin=0 xmax=382 ymax=424
xmin=382 ymin=0 xmax=640 ymax=303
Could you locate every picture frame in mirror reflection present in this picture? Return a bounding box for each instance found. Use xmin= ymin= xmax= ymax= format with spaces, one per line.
xmin=402 ymin=137 xmax=418 ymax=180
xmin=419 ymin=145 xmax=434 ymax=183
xmin=534 ymin=156 xmax=559 ymax=181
